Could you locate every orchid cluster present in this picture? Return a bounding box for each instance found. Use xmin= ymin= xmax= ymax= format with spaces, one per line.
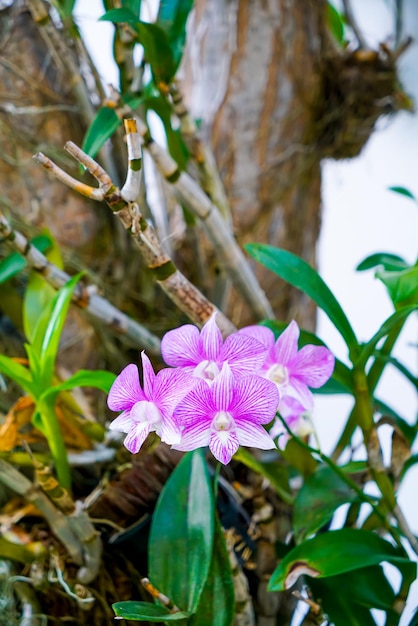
xmin=107 ymin=315 xmax=335 ymax=464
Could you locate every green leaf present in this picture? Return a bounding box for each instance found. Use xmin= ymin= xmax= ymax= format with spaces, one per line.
xmin=0 ymin=235 xmax=51 ymax=284
xmin=100 ymin=7 xmax=139 ymax=24
xmin=388 ymin=186 xmax=416 ymax=202
xmin=122 ymin=0 xmax=141 ymax=18
xmin=33 ymin=274 xmax=83 ymax=389
xmin=408 ymin=609 xmax=418 ymax=626
xmin=112 ymin=601 xmax=190 ymax=621
xmin=357 ymin=305 xmax=418 ymax=366
xmin=327 ymin=2 xmax=345 ymax=45
xmin=82 ymin=106 xmax=121 ymax=158
xmin=0 ymin=355 xmax=36 ymax=396
xmin=149 ymin=450 xmax=214 ymax=613
xmin=136 ymin=22 xmax=175 ymax=84
xmin=157 ymin=0 xmax=194 ymax=69
xmin=268 ymin=528 xmax=413 ymax=591
xmin=233 ymin=448 xmax=294 ymax=505
xmin=23 ymin=231 xmax=63 ymax=344
xmin=54 ymin=0 xmax=76 ymax=18
xmin=246 ymin=245 xmax=359 ymax=353
xmin=356 ymin=252 xmax=408 ymax=272
xmin=376 ymin=266 xmax=418 ymax=307
xmin=310 ymin=566 xmax=396 ymax=626
xmin=145 ymin=95 xmax=188 ymax=169
xmin=293 ymin=465 xmax=358 ymax=543
xmin=40 ymin=369 xmax=116 ymax=403
xmin=190 ymin=516 xmax=235 ymax=626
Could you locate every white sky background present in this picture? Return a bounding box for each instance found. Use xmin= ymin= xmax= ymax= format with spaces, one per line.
xmin=74 ymin=0 xmax=418 ymax=623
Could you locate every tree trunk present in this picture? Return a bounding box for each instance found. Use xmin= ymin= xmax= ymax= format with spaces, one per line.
xmin=181 ymin=0 xmax=326 ymax=329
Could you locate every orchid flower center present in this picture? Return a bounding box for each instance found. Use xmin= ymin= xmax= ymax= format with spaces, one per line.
xmin=267 ymin=363 xmax=289 ymax=387
xmin=212 ymin=411 xmax=234 ymax=432
xmin=131 ymin=401 xmax=162 ymax=427
xmin=194 ymin=359 xmax=221 ymax=382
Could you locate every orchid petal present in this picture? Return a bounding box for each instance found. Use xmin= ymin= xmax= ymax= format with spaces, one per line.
xmin=236 ymin=422 xmax=276 ymax=450
xmin=279 ymin=396 xmax=307 ymax=418
xmin=174 ymin=381 xmax=213 ymax=427
xmin=272 ymin=320 xmax=300 ymax=365
xmin=174 ymin=421 xmax=210 ymax=451
xmin=108 ymin=364 xmax=144 ymax=411
xmin=211 ymin=363 xmax=234 ymax=411
xmin=108 ymin=410 xmax=133 ymax=433
xmin=140 ymin=351 xmax=156 ymax=398
xmin=161 ymin=324 xmax=202 ymax=367
xmin=285 ymin=378 xmax=315 ymax=411
xmin=222 ymin=333 xmax=268 ymax=375
xmin=232 ymin=376 xmax=279 ymax=424
xmin=289 ymin=345 xmax=335 ymax=387
xmin=237 ymin=325 xmax=275 ymax=349
xmin=209 ymin=429 xmax=239 ymax=464
xmin=200 ymin=313 xmax=223 ymax=361
xmin=153 ymin=367 xmax=197 ymax=415
xmin=124 ymin=422 xmax=151 ymax=454
xmin=159 ymin=413 xmax=182 ymax=445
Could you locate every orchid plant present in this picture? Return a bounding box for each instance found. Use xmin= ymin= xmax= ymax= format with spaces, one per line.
xmin=107 ymin=315 xmax=335 ymax=463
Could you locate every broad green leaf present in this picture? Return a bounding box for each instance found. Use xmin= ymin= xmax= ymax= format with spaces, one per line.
xmin=0 ymin=355 xmax=36 ymax=396
xmin=157 ymin=0 xmax=194 ymax=69
xmin=34 ymin=274 xmax=82 ymax=389
xmin=99 ymin=7 xmax=138 ymax=24
xmin=149 ymin=450 xmax=214 ymax=613
xmin=268 ymin=528 xmax=412 ymax=591
xmin=357 ymin=305 xmax=418 ymax=366
xmin=310 ymin=566 xmax=397 ymax=626
xmin=372 ymin=354 xmax=417 ymax=387
xmin=41 ymin=369 xmax=116 ymax=401
xmin=145 ymin=95 xmax=188 ymax=169
xmin=356 ymin=252 xmax=408 ymax=272
xmin=112 ymin=601 xmax=190 ymax=621
xmin=0 ymin=235 xmax=51 ymax=284
xmin=260 ymin=320 xmax=353 ymax=393
xmin=122 ymin=0 xmax=141 ymax=18
xmin=388 ymin=186 xmax=416 ymax=202
xmin=82 ymin=106 xmax=121 ymax=158
xmin=23 ymin=231 xmax=63 ymax=344
xmin=233 ymin=448 xmax=294 ymax=505
xmin=136 ymin=22 xmax=175 ymax=84
xmin=190 ymin=516 xmax=235 ymax=626
xmin=376 ymin=266 xmax=418 ymax=307
xmin=281 ymin=438 xmax=318 ymax=477
xmin=327 ymin=2 xmax=345 ymax=45
xmin=246 ymin=245 xmax=359 ymax=353
xmin=293 ymin=465 xmax=358 ymax=543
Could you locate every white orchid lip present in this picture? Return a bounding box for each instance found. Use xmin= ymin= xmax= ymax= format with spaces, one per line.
xmin=267 ymin=363 xmax=289 ymax=387
xmin=212 ymin=410 xmax=234 ymax=431
xmin=131 ymin=400 xmax=163 ymax=427
xmin=193 ymin=359 xmax=221 ymax=382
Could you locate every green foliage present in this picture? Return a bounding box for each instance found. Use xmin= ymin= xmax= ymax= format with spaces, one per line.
xmin=82 ymin=106 xmax=121 ymax=158
xmin=388 ymin=186 xmax=417 ymax=202
xmin=0 ymin=234 xmax=51 ymax=284
xmin=327 ymin=2 xmax=346 ymax=45
xmin=268 ymin=528 xmax=413 ymax=591
xmin=149 ymin=450 xmax=214 ymax=613
xmin=157 ymin=0 xmax=194 ymax=70
xmin=246 ymin=244 xmax=359 ymax=354
xmin=112 ymin=602 xmax=190 ymax=621
xmin=293 ymin=465 xmax=358 ymax=543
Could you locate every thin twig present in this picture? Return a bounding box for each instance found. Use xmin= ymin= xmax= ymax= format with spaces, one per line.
xmin=33 ymin=144 xmax=235 ymax=335
xmin=0 ymin=208 xmax=161 ymax=354
xmin=342 ymin=0 xmax=368 ymax=49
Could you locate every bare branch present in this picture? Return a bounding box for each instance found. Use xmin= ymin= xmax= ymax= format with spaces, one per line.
xmin=33 ymin=146 xmax=235 ymax=335
xmin=342 ymin=0 xmax=368 ymax=50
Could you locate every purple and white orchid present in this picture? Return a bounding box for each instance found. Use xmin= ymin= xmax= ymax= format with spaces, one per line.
xmin=239 ymin=320 xmax=335 ymax=410
xmin=107 ymin=352 xmax=196 ymax=454
xmin=172 ymin=362 xmax=280 ymax=464
xmin=270 ymin=396 xmax=313 ymax=449
xmin=161 ymin=313 xmax=267 ymax=383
